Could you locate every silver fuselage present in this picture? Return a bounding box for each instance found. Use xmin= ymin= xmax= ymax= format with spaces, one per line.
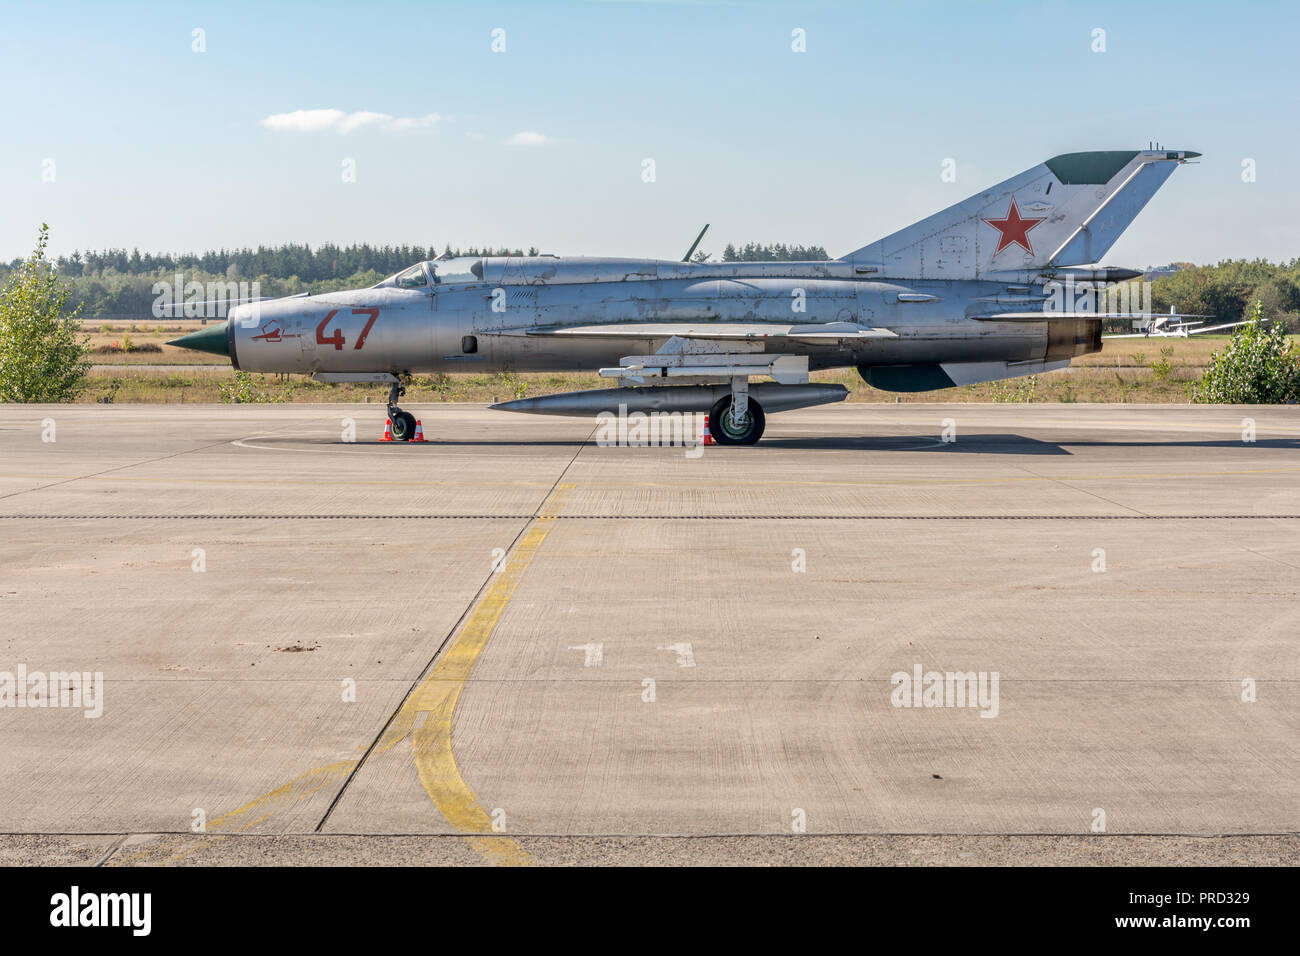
xmin=226 ymin=256 xmax=1099 ymax=377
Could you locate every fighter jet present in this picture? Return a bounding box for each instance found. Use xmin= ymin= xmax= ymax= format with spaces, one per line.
xmin=170 ymin=149 xmax=1198 ymax=444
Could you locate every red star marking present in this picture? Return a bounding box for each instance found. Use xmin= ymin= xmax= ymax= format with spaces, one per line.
xmin=982 ymin=197 xmax=1046 ymax=255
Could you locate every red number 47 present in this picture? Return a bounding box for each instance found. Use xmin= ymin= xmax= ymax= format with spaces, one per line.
xmin=316 ymin=308 xmax=380 ymax=350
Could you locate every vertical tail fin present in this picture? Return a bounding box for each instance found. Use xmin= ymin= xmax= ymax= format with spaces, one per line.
xmin=841 ymin=149 xmax=1198 ymax=279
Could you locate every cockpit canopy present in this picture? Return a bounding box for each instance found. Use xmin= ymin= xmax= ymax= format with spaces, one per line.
xmin=389 ymin=257 xmax=484 ymax=289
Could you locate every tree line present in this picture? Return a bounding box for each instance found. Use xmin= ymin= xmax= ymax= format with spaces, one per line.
xmin=0 ymin=241 xmax=833 ymax=318
xmin=0 ymin=240 xmax=1295 ymax=325
xmin=0 ymin=240 xmax=829 ymax=284
xmin=23 ymin=244 xmax=537 ymax=282
xmin=720 ymin=243 xmax=829 ymax=262
xmin=1150 ymin=259 xmax=1300 ymax=329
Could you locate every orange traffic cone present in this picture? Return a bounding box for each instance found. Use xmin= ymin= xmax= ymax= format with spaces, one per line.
xmin=412 ymin=420 xmax=427 ymax=442
xmin=380 ymin=418 xmax=393 ymax=442
xmin=702 ymin=414 xmax=714 ymax=446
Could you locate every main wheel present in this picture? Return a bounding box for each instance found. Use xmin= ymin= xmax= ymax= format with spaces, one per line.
xmin=390 ymin=411 xmax=417 ymax=441
xmin=709 ymin=396 xmax=765 ymax=445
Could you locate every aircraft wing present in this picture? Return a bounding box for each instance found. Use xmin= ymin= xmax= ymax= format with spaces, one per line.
xmin=1176 ymin=319 xmax=1250 ymax=335
xmin=486 ymin=322 xmax=899 ymax=341
xmin=479 ymin=325 xmax=903 ymax=387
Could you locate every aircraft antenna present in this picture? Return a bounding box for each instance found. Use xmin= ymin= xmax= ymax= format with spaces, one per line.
xmin=682 ymin=223 xmax=710 ymax=262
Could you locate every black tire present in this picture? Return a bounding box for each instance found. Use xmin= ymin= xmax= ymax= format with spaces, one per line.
xmin=390 ymin=411 xmax=417 ymax=442
xmin=709 ymin=396 xmax=765 ymax=445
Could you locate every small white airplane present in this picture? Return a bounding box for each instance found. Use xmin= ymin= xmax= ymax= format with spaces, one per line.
xmin=1104 ymin=308 xmax=1250 ymax=339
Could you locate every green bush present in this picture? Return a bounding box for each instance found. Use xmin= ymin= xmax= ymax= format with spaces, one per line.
xmin=1194 ymin=303 xmax=1300 ymax=403
xmin=1149 ymin=347 xmax=1174 ymax=381
xmin=0 ymin=225 xmax=90 ymax=402
xmin=218 ymin=370 xmax=281 ymax=403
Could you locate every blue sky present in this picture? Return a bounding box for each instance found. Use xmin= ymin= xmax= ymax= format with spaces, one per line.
xmin=2 ymin=0 xmax=1297 ymax=267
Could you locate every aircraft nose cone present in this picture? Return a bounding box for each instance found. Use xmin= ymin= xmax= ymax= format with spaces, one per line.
xmin=167 ymin=321 xmax=230 ymax=357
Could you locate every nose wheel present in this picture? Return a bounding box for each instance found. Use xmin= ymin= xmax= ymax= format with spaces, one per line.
xmin=386 ymin=381 xmax=416 ymax=442
xmin=389 ymin=410 xmax=417 ymax=441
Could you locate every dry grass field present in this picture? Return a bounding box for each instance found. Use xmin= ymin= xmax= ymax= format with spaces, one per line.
xmin=75 ymin=320 xmax=1279 ymax=404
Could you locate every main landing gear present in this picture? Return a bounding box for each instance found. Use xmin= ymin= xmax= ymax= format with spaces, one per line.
xmin=386 ymin=380 xmax=417 ymax=442
xmin=709 ymin=377 xmax=766 ymax=445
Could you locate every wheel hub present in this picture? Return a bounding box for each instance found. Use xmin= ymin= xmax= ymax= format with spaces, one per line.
xmin=720 ymin=407 xmax=751 ymax=438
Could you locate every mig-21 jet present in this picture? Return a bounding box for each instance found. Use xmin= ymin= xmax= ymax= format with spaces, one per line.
xmin=172 ymin=148 xmax=1199 ymax=444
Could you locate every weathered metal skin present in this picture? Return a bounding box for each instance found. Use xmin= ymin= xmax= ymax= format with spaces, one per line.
xmin=214 ymin=149 xmax=1198 ymax=401
xmin=229 ymin=259 xmax=1068 ymax=376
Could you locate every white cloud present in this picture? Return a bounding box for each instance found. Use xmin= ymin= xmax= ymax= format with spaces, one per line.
xmin=261 ymin=109 xmax=346 ymax=133
xmin=508 ymin=130 xmax=548 ymax=146
xmin=388 ymin=113 xmax=442 ymax=131
xmin=261 ymin=109 xmax=441 ymax=134
xmin=335 ymin=111 xmax=391 ymax=133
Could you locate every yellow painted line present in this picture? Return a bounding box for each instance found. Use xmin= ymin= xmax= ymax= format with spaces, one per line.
xmin=391 ymin=483 xmax=573 ymax=865
xmin=126 ymin=483 xmax=573 ymax=868
xmin=116 ymin=758 xmax=359 ymax=865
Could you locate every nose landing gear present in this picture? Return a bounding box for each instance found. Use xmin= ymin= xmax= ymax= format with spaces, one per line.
xmin=386 ymin=380 xmax=417 ymax=442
